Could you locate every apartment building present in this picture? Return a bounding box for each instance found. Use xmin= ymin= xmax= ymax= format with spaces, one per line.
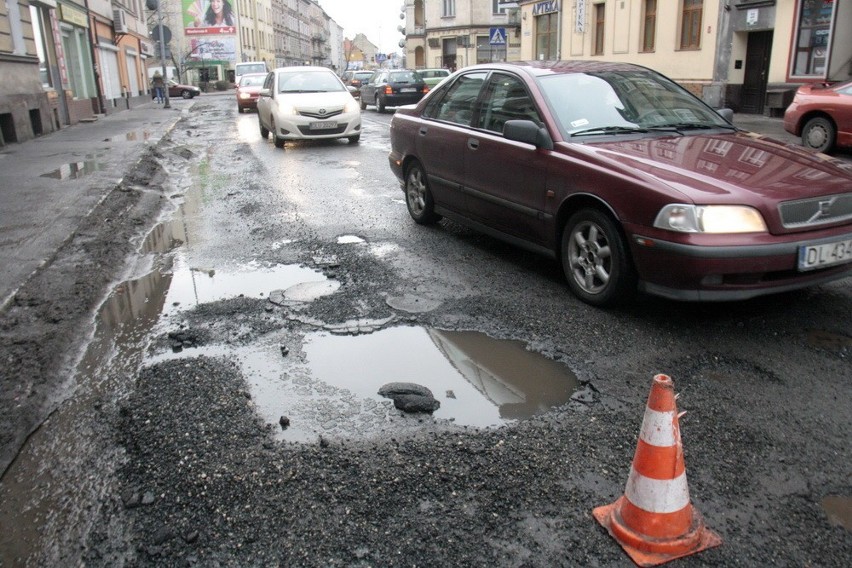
xmin=403 ymin=1 xmax=850 ymax=115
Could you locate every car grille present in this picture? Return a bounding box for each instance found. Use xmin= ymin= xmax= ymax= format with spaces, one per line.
xmin=296 ymin=124 xmax=348 ymax=135
xmin=779 ymin=192 xmax=852 ymax=228
xmin=299 ymin=109 xmax=343 ymax=119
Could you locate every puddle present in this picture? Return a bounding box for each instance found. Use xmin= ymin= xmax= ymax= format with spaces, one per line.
xmin=821 ymin=496 xmax=852 ymax=532
xmin=40 ymin=159 xmax=103 ymax=180
xmin=337 ymin=235 xmax=365 ymax=244
xmin=105 ymin=129 xmax=153 ymax=142
xmin=807 ymin=330 xmax=852 ymax=351
xmin=162 ymin=257 xmax=332 ymax=313
xmin=270 ymin=327 xmax=579 ymax=436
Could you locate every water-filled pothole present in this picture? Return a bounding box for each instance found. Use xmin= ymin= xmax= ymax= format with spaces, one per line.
xmin=821 ymin=495 xmax=852 ymax=532
xmin=40 ymin=159 xmax=103 ymax=180
xmin=245 ymin=326 xmax=580 ymax=441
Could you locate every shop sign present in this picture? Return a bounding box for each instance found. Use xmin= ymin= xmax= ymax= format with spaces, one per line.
xmin=533 ymin=1 xmax=559 ymax=17
xmin=58 ymin=3 xmax=89 ymax=28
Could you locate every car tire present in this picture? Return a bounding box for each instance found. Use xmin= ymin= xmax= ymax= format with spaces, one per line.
xmin=181 ymin=90 xmax=193 ymax=99
xmin=801 ymin=116 xmax=836 ymax=153
xmin=376 ymin=96 xmax=385 ymax=113
xmin=271 ymin=120 xmax=285 ymax=148
xmin=405 ymin=161 xmax=441 ymax=225
xmin=561 ymin=208 xmax=636 ymax=306
xmin=360 ymin=97 xmax=367 ymax=111
xmin=259 ymin=117 xmax=269 ymax=139
xmin=238 ymin=106 xmax=243 ymax=114
xmin=348 ymin=134 xmax=361 ymax=144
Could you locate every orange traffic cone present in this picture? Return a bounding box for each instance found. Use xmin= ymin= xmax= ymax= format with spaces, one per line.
xmin=593 ymin=374 xmax=721 ymax=566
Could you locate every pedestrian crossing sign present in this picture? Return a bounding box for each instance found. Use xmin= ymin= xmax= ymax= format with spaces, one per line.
xmin=489 ymin=27 xmax=507 ymax=45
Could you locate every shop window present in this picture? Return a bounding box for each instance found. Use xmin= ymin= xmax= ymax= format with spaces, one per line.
xmin=535 ymin=13 xmax=557 ymax=60
xmin=792 ymin=0 xmax=835 ymax=77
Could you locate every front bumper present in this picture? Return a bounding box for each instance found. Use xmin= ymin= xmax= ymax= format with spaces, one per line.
xmin=273 ymin=112 xmax=362 ymax=140
xmin=629 ymin=229 xmax=852 ymax=301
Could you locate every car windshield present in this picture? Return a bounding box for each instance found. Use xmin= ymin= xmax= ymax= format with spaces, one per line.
xmin=237 ymin=64 xmax=266 ymax=74
xmin=389 ymin=71 xmax=422 ymax=83
xmin=239 ymin=75 xmax=265 ymax=87
xmin=277 ymin=71 xmax=344 ymax=93
xmin=537 ymin=70 xmax=731 ymax=137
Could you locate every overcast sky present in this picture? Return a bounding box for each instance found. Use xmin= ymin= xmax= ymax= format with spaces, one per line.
xmin=317 ymin=0 xmax=407 ymax=55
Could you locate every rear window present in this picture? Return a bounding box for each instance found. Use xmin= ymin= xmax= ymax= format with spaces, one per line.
xmin=236 ymin=63 xmax=267 ymax=75
xmin=239 ymin=74 xmax=266 ymax=87
xmin=389 ymin=71 xmax=422 ymax=83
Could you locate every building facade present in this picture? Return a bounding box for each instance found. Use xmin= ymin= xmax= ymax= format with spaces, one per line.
xmin=401 ymin=0 xmax=850 ymax=115
xmin=404 ymin=0 xmax=522 ymax=70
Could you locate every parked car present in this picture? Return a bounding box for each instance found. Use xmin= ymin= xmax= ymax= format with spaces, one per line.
xmin=341 ymin=70 xmax=374 ymax=99
xmin=418 ymin=68 xmax=451 ymax=88
xmin=235 ymin=72 xmax=267 ymax=112
xmin=389 ymin=60 xmax=852 ymax=306
xmin=783 ymin=80 xmax=852 ymax=153
xmin=256 ymin=66 xmax=362 ymax=147
xmin=167 ymin=80 xmax=201 ymax=99
xmin=360 ymin=69 xmax=429 ymax=113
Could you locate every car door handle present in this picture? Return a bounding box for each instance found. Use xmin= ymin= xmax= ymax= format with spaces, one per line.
xmin=419 ymin=127 xmax=428 ymax=136
xmin=467 ymin=138 xmax=479 ymax=150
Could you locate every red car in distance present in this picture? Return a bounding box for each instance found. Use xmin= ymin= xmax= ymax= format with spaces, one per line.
xmin=236 ymin=73 xmax=268 ymax=113
xmin=783 ymin=80 xmax=852 ymax=153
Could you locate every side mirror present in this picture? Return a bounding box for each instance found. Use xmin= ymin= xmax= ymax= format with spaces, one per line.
xmin=716 ymin=108 xmax=734 ymax=123
xmin=504 ymin=120 xmax=554 ymax=150
xmin=259 ymin=88 xmax=271 ymax=98
xmin=347 ymin=86 xmax=357 ymax=94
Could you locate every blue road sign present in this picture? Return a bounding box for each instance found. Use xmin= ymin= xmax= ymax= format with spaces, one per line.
xmin=489 ymin=27 xmax=507 ymax=46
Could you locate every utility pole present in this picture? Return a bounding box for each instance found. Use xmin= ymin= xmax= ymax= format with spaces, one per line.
xmin=155 ymin=0 xmax=171 ymax=108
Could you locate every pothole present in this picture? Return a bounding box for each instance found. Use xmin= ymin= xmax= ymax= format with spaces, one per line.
xmin=821 ymin=495 xmax=852 ymax=532
xmin=245 ymin=326 xmax=581 ymax=442
xmin=40 ymin=159 xmax=103 ymax=180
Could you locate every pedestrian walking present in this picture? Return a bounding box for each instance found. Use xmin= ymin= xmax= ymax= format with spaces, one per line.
xmin=151 ymin=71 xmax=165 ymax=104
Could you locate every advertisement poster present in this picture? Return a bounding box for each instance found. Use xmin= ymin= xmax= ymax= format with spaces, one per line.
xmin=188 ymin=37 xmax=237 ymax=62
xmin=183 ymin=0 xmax=237 ymax=36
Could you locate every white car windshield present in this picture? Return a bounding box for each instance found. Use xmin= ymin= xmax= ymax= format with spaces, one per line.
xmin=537 ymin=70 xmax=731 ymax=137
xmin=277 ymin=71 xmax=345 ymax=94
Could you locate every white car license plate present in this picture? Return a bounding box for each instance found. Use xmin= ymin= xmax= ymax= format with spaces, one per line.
xmin=797 ymin=237 xmax=852 ymax=271
xmin=309 ymin=121 xmax=338 ymax=130
xmin=400 ymin=88 xmax=416 ymax=93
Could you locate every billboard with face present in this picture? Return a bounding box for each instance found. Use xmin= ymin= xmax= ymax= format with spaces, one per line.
xmin=184 ymin=0 xmax=237 ymax=36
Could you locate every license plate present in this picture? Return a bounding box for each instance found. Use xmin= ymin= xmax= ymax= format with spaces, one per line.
xmin=400 ymin=88 xmax=416 ymax=93
xmin=309 ymin=121 xmax=338 ymax=130
xmin=798 ymin=237 xmax=852 ymax=271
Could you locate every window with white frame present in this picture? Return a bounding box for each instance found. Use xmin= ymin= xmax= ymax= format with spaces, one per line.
xmin=493 ymin=0 xmax=507 ymax=15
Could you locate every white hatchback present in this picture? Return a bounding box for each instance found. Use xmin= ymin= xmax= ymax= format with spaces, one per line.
xmin=256 ymin=66 xmax=362 ymax=147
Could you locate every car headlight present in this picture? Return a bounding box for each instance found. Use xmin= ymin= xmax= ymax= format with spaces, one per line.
xmin=344 ymin=99 xmax=360 ymax=113
xmin=653 ymin=204 xmax=767 ymax=233
xmin=278 ymin=103 xmax=297 ymax=116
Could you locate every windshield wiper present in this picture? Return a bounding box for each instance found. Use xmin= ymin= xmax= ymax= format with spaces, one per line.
xmin=571 ymin=126 xmax=649 ymax=137
xmin=648 ymin=122 xmax=736 ymax=131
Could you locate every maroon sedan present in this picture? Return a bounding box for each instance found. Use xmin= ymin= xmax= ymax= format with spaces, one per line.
xmin=783 ymin=80 xmax=852 ymax=153
xmin=236 ymin=72 xmax=268 ymax=113
xmin=389 ymin=61 xmax=852 ymax=306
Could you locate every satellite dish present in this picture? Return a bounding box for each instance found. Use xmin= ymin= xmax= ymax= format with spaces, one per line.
xmin=146 ymin=0 xmax=158 ymax=10
xmin=397 ymin=25 xmax=404 ymax=33
xmin=399 ymin=13 xmax=405 ymax=20
xmin=398 ymin=39 xmax=406 ymax=48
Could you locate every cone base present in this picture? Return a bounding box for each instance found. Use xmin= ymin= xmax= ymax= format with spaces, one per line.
xmin=593 ymin=498 xmax=722 ymax=567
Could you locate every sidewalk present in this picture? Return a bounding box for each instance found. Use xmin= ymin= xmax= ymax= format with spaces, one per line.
xmin=0 ymin=101 xmax=795 ymax=309
xmin=0 ymin=98 xmax=192 ymax=308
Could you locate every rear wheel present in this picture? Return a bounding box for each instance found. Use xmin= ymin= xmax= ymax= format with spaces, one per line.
xmin=801 ymin=116 xmax=836 ymax=153
xmin=360 ymin=97 xmax=367 ymax=110
xmin=405 ymin=161 xmax=441 ymax=225
xmin=376 ymin=96 xmax=386 ymax=113
xmin=259 ymin=117 xmax=269 ymax=138
xmin=561 ymin=208 xmax=636 ymax=306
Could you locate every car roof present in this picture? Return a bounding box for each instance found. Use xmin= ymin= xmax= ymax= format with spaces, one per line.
xmin=272 ymin=66 xmax=334 ymax=73
xmin=459 ymin=60 xmax=656 ymax=78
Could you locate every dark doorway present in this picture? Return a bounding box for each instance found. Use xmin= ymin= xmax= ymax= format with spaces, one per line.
xmin=741 ymin=30 xmax=773 ymax=114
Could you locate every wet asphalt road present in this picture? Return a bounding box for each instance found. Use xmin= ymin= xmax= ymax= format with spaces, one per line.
xmin=0 ymin=94 xmax=849 ymax=566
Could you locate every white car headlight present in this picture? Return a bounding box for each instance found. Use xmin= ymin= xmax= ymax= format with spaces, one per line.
xmin=654 ymin=204 xmax=767 ymax=233
xmin=277 ymin=103 xmax=297 ymax=116
xmin=344 ymin=99 xmax=360 ymax=113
